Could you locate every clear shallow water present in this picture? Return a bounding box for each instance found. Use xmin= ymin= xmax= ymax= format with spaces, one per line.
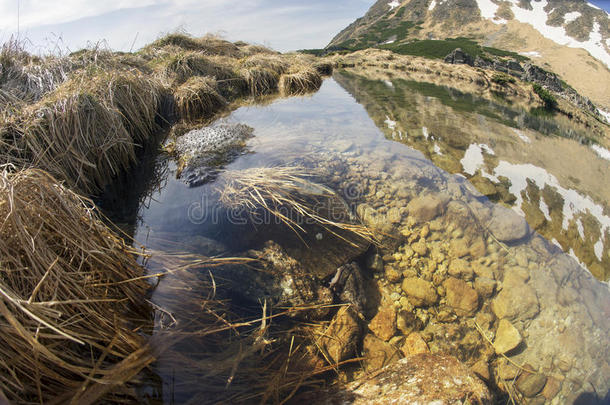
xmin=111 ymin=78 xmax=609 ymax=403
xmin=334 ymin=72 xmax=610 ymax=280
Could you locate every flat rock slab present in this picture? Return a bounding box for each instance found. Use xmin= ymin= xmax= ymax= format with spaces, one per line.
xmin=295 ymin=353 xmax=492 ymax=404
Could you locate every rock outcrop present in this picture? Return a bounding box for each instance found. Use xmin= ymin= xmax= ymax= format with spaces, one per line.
xmin=444 ymin=48 xmax=474 ymax=66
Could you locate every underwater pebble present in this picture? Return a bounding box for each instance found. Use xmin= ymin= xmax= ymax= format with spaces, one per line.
xmin=443 ymin=277 xmax=479 ymax=316
xmin=493 ymin=319 xmax=522 ymax=354
xmin=369 ymin=306 xmax=397 ymax=342
xmin=400 ymin=332 xmax=429 ymax=356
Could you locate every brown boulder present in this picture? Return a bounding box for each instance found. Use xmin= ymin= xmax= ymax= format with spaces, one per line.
xmin=402 ymin=277 xmax=439 ymax=307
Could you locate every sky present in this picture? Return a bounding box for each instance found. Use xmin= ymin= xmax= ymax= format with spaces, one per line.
xmin=0 ymin=0 xmax=609 ymax=54
xmin=0 ymin=0 xmax=373 ymax=54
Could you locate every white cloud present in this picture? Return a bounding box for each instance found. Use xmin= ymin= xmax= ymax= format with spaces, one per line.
xmin=2 ymin=0 xmax=373 ymax=53
xmin=0 ymin=0 xmax=161 ymax=30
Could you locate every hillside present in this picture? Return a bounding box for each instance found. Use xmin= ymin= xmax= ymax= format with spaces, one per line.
xmin=326 ymin=0 xmax=610 ymax=112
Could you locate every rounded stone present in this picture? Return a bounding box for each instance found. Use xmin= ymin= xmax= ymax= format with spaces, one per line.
xmin=401 ymin=277 xmax=439 ymax=307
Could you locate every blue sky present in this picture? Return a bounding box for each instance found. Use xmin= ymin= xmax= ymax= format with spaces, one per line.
xmin=0 ymin=0 xmax=373 ymax=53
xmin=0 ymin=0 xmax=608 ymax=54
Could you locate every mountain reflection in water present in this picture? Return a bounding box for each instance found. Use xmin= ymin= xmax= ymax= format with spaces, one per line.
xmin=334 ymin=71 xmax=610 ymax=280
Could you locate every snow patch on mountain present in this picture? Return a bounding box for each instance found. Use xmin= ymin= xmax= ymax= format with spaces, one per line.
xmin=388 ymin=0 xmax=400 ymax=10
xmin=564 ymin=11 xmax=582 ymax=23
xmin=474 ymin=0 xmax=610 ymax=68
xmin=476 ymin=0 xmax=504 ymax=23
xmin=520 ymin=50 xmax=541 ymax=57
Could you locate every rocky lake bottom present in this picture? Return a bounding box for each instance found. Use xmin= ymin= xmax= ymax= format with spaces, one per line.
xmin=102 ymin=77 xmax=610 ymax=404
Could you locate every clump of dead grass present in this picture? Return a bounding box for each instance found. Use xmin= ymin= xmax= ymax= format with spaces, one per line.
xmin=149 ymin=33 xmax=242 ymax=58
xmin=313 ymin=61 xmax=333 ymax=76
xmin=0 ymin=40 xmax=73 ymax=107
xmin=0 ymin=167 xmax=152 ymax=404
xmin=241 ymin=54 xmax=290 ymax=76
xmin=15 ymin=69 xmax=163 ymax=194
xmin=239 ymin=44 xmax=278 ymax=57
xmin=163 ymin=52 xmax=236 ymax=85
xmin=239 ymin=66 xmax=280 ymax=97
xmin=279 ymin=66 xmax=323 ymax=96
xmin=174 ymin=76 xmax=226 ymax=121
xmin=217 ymin=166 xmax=375 ymax=246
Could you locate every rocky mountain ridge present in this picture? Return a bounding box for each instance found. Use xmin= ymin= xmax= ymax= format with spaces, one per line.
xmin=326 ymin=0 xmax=610 ymax=112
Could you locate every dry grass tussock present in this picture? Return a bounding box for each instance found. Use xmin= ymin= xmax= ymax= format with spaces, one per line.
xmin=0 ymin=167 xmax=152 ymax=404
xmin=174 ymin=76 xmax=226 ymax=122
xmin=0 ymin=41 xmax=72 ymax=109
xmin=279 ymin=66 xmax=323 ymax=96
xmin=14 ymin=69 xmax=164 ymax=194
xmin=161 ymin=51 xmax=236 ymax=85
xmin=148 ymin=33 xmax=243 ymax=58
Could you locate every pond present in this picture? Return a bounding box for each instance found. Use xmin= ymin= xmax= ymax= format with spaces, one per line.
xmin=102 ymin=77 xmax=610 ymax=404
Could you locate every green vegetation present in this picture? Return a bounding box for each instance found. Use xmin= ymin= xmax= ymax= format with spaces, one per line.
xmin=381 ymin=37 xmax=481 ymax=59
xmin=333 ymin=16 xmax=419 ymax=51
xmin=298 ymin=48 xmax=326 ymax=56
xmin=491 ymin=73 xmax=516 ymax=86
xmin=381 ymin=37 xmax=529 ymax=62
xmin=533 ymin=83 xmax=558 ymax=109
xmin=483 ymin=46 xmax=529 ymax=62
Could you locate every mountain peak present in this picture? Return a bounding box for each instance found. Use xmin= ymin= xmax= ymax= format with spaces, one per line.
xmin=327 ymin=0 xmax=610 ymax=109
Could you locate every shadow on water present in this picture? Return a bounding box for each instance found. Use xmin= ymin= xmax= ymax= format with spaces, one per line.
xmin=573 ymin=391 xmax=610 ymax=405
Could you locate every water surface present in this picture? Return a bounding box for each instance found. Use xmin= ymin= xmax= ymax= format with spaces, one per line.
xmin=110 ymin=78 xmax=610 ymax=403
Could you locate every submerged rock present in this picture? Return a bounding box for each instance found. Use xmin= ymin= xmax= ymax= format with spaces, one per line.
xmin=402 ymin=277 xmax=439 ymax=307
xmin=172 ymin=123 xmax=254 ymax=186
xmin=407 ymin=194 xmax=449 ymax=223
xmin=491 ymin=274 xmax=539 ymax=322
xmin=487 ymin=205 xmax=531 ymax=243
xmin=319 ymin=306 xmax=361 ymax=364
xmin=400 ymin=332 xmax=429 ymax=357
xmin=362 ymin=333 xmax=402 ymax=372
xmin=296 ymin=353 xmax=492 ymax=404
xmin=221 ymin=241 xmax=334 ymax=319
xmin=516 ymin=371 xmax=547 ymax=398
xmin=369 ymin=305 xmax=397 ymax=342
xmin=330 ymin=262 xmax=368 ymax=317
xmin=493 ymin=319 xmax=522 ymax=354
xmin=443 ymin=277 xmax=479 ymax=316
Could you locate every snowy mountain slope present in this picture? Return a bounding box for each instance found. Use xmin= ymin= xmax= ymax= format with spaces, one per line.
xmin=471 ymin=0 xmax=610 ymax=67
xmin=327 ymin=0 xmax=610 ymax=109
